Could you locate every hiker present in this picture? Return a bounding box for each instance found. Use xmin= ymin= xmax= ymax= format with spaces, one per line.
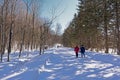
xmin=74 ymin=45 xmax=79 ymax=58
xmin=80 ymin=45 xmax=85 ymax=58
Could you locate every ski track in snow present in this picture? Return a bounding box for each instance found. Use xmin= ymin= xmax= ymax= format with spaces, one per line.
xmin=0 ymin=47 xmax=120 ymax=80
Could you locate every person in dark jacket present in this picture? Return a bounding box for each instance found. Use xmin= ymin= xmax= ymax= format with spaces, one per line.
xmin=80 ymin=45 xmax=85 ymax=58
xmin=74 ymin=46 xmax=79 ymax=58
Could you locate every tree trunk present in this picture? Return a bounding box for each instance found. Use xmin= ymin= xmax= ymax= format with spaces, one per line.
xmin=7 ymin=23 xmax=12 ymax=62
xmin=0 ymin=0 xmax=9 ymax=62
xmin=7 ymin=0 xmax=17 ymax=61
xmin=115 ymin=1 xmax=120 ymax=55
xmin=104 ymin=0 xmax=108 ymax=53
xmin=19 ymin=29 xmax=25 ymax=58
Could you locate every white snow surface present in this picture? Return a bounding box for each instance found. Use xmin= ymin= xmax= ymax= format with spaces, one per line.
xmin=0 ymin=47 xmax=120 ymax=80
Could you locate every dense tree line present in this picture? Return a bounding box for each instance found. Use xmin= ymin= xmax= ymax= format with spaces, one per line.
xmin=0 ymin=0 xmax=62 ymax=62
xmin=63 ymin=0 xmax=120 ymax=54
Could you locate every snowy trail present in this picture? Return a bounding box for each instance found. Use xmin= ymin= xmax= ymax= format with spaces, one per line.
xmin=38 ymin=48 xmax=120 ymax=80
xmin=0 ymin=47 xmax=120 ymax=80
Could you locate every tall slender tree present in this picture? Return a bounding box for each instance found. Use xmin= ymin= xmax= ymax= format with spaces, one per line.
xmin=7 ymin=0 xmax=17 ymax=61
xmin=115 ymin=0 xmax=120 ymax=55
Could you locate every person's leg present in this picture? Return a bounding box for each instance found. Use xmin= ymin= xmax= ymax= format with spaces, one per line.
xmin=76 ymin=52 xmax=78 ymax=58
xmin=76 ymin=53 xmax=78 ymax=58
xmin=81 ymin=53 xmax=84 ymax=58
xmin=83 ymin=53 xmax=85 ymax=57
xmin=84 ymin=53 xmax=85 ymax=57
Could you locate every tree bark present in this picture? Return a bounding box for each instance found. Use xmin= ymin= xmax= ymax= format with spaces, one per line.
xmin=115 ymin=0 xmax=120 ymax=55
xmin=104 ymin=0 xmax=108 ymax=53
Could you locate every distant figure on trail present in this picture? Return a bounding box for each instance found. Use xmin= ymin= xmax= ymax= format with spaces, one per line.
xmin=74 ymin=46 xmax=79 ymax=58
xmin=80 ymin=45 xmax=85 ymax=58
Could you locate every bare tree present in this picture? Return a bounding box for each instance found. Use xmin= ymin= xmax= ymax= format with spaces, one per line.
xmin=0 ymin=0 xmax=9 ymax=62
xmin=54 ymin=23 xmax=62 ymax=44
xmin=29 ymin=0 xmax=41 ymax=50
xmin=19 ymin=0 xmax=32 ymax=58
xmin=38 ymin=1 xmax=64 ymax=54
xmin=7 ymin=0 xmax=17 ymax=61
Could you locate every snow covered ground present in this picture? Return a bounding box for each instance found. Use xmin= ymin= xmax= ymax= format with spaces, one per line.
xmin=0 ymin=47 xmax=120 ymax=80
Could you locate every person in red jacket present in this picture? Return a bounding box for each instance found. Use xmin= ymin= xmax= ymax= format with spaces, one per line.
xmin=74 ymin=46 xmax=79 ymax=58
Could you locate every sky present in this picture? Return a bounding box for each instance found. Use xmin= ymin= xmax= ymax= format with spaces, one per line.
xmin=41 ymin=0 xmax=78 ymax=33
xmin=0 ymin=47 xmax=120 ymax=80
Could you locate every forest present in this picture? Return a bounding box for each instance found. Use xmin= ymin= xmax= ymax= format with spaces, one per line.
xmin=0 ymin=0 xmax=62 ymax=62
xmin=0 ymin=0 xmax=120 ymax=79
xmin=63 ymin=0 xmax=120 ymax=55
